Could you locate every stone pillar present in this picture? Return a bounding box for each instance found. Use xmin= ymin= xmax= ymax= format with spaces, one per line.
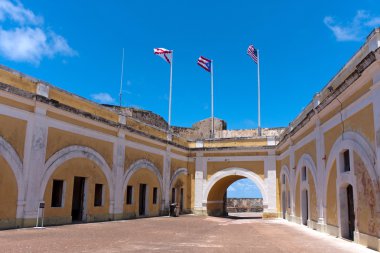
xmin=111 ymin=130 xmax=126 ymax=220
xmin=22 ymin=102 xmax=49 ymax=226
xmin=315 ymin=119 xmax=327 ymax=231
xmin=264 ymin=151 xmax=277 ymax=217
xmin=193 ymin=153 xmax=206 ymax=215
xmin=289 ymin=144 xmax=296 ymax=220
xmin=370 ymin=66 xmax=380 ymax=179
xmin=162 ymin=146 xmax=171 ymax=214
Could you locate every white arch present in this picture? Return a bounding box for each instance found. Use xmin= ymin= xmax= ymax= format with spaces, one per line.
xmin=170 ymin=168 xmax=188 ymax=188
xmin=41 ymin=145 xmax=114 ymax=211
xmin=294 ymin=154 xmax=318 ymax=196
xmin=203 ymin=167 xmax=268 ymax=206
xmin=122 ymin=159 xmax=163 ymax=197
xmin=0 ymin=137 xmax=24 ymax=218
xmin=280 ymin=165 xmax=292 ymax=215
xmin=323 ymin=131 xmax=379 ymax=210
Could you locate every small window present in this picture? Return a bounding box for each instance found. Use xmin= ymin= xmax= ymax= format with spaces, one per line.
xmin=51 ymin=180 xmax=64 ymax=207
xmin=302 ymin=167 xmax=307 ymax=181
xmin=171 ymin=188 xmax=176 ymax=203
xmin=153 ymin=187 xmax=158 ymax=204
xmin=126 ymin=185 xmax=133 ymax=205
xmin=94 ymin=184 xmax=103 ymax=207
xmin=282 ymin=174 xmax=285 ymax=184
xmin=343 ymin=150 xmax=350 ymax=172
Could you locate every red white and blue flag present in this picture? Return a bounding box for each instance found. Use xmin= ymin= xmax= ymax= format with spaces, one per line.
xmin=154 ymin=48 xmax=173 ymax=64
xmin=247 ymin=45 xmax=258 ymax=63
xmin=197 ymin=56 xmax=212 ymax=72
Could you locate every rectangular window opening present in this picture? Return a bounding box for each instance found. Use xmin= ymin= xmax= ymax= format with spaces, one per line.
xmin=282 ymin=174 xmax=285 ymax=184
xmin=51 ymin=180 xmax=64 ymax=207
xmin=153 ymin=187 xmax=158 ymax=204
xmin=94 ymin=184 xmax=103 ymax=207
xmin=343 ymin=150 xmax=351 ymax=172
xmin=126 ymin=185 xmax=133 ymax=205
xmin=302 ymin=167 xmax=307 ymax=181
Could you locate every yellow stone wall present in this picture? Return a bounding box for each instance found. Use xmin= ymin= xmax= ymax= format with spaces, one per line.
xmin=0 ymin=115 xmax=27 ymax=160
xmin=46 ymin=127 xmax=114 ymax=168
xmin=43 ymin=158 xmax=110 ymax=223
xmin=124 ymin=147 xmax=163 ymax=175
xmin=326 ymin=162 xmax=338 ymax=226
xmin=0 ymin=156 xmax=18 ymax=224
xmin=123 ymin=168 xmax=161 ymax=218
xmin=207 ymin=161 xmax=264 ymax=180
xmin=324 ymin=104 xmax=375 ymax=161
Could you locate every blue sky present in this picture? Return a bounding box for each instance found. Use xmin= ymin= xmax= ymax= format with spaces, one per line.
xmin=1 ymin=1 xmax=379 ymax=197
xmin=227 ymin=179 xmax=262 ymax=198
xmin=1 ymin=1 xmax=380 ymax=130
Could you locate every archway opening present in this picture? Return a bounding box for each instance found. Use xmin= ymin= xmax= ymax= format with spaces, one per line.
xmin=339 ymin=184 xmax=355 ymax=240
xmin=207 ymin=175 xmax=264 ymax=218
xmin=227 ymin=178 xmax=263 ymax=218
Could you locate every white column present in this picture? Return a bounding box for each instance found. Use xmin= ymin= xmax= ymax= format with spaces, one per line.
xmin=289 ymin=144 xmax=296 ymax=218
xmin=370 ymin=67 xmax=380 ymax=179
xmin=22 ymin=103 xmax=49 ymax=220
xmin=162 ymin=146 xmax=171 ymax=212
xmin=194 ymin=153 xmax=206 ymax=214
xmin=111 ymin=130 xmax=126 ymax=218
xmin=264 ymin=151 xmax=277 ymax=214
xmin=315 ymin=119 xmax=327 ymax=228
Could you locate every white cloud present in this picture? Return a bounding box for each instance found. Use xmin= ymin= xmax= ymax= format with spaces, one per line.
xmin=227 ymin=186 xmax=236 ymax=192
xmin=91 ymin=93 xmax=115 ymax=104
xmin=324 ymin=10 xmax=380 ymax=42
xmin=0 ymin=0 xmax=42 ymax=25
xmin=0 ymin=0 xmax=76 ymax=64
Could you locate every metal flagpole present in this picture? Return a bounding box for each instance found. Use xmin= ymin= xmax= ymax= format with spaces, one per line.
xmin=257 ymin=50 xmax=261 ymax=137
xmin=168 ymin=51 xmax=173 ymax=131
xmin=211 ymin=60 xmax=214 ymax=138
xmin=119 ymin=48 xmax=125 ymax=107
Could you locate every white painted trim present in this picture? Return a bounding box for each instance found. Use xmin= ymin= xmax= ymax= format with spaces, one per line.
xmin=122 ymin=159 xmax=164 ymax=208
xmin=0 ymin=137 xmax=25 ymax=218
xmin=41 ymin=145 xmax=114 ymax=213
xmin=205 ymin=156 xmax=268 ymax=162
xmin=323 ymin=131 xmax=378 ymax=208
xmin=170 ymin=168 xmax=188 ymax=188
xmin=202 ymin=167 xmax=268 ymax=207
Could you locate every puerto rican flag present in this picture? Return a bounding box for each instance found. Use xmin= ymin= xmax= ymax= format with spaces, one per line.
xmin=154 ymin=48 xmax=173 ymax=64
xmin=197 ymin=56 xmax=212 ymax=72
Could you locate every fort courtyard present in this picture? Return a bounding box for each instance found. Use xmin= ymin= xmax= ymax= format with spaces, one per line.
xmin=0 ymin=215 xmax=376 ymax=253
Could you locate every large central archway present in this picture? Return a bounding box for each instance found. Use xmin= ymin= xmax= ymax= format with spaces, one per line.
xmin=203 ymin=168 xmax=267 ymax=216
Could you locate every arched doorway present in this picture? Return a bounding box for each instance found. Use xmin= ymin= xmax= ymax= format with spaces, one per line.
xmin=226 ymin=178 xmax=263 ymax=218
xmin=203 ymin=168 xmax=267 ymax=217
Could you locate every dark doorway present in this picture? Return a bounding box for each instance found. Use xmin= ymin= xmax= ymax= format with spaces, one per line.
xmin=180 ymin=188 xmax=184 ymax=213
xmin=282 ymin=191 xmax=286 ymax=219
xmin=347 ymin=185 xmax=355 ymax=240
xmin=302 ymin=190 xmax=308 ymax=225
xmin=139 ymin=184 xmax=147 ymax=216
xmin=71 ymin=177 xmax=86 ymax=222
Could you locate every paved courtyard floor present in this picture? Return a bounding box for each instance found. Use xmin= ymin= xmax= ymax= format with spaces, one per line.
xmin=0 ymin=215 xmax=376 ymax=253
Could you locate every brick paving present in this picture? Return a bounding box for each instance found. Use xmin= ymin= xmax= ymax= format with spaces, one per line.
xmin=0 ymin=215 xmax=376 ymax=253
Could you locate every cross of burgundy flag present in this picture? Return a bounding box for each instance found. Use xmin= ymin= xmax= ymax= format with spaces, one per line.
xmin=197 ymin=56 xmax=212 ymax=72
xmin=154 ymin=48 xmax=173 ymax=64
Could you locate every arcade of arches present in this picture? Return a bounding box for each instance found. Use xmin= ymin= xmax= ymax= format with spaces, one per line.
xmin=0 ymin=28 xmax=380 ymax=251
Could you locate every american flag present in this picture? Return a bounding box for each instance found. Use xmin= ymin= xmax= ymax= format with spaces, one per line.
xmin=247 ymin=45 xmax=258 ymax=63
xmin=197 ymin=56 xmax=212 ymax=72
xmin=154 ymin=48 xmax=173 ymax=64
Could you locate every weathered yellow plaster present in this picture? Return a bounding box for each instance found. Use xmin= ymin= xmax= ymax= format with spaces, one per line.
xmin=0 ymin=115 xmax=27 ymax=160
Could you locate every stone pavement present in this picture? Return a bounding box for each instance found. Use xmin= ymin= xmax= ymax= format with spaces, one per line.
xmin=0 ymin=215 xmax=376 ymax=252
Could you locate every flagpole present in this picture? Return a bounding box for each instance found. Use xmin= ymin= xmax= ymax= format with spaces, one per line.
xmin=211 ymin=60 xmax=214 ymax=138
xmin=119 ymin=48 xmax=125 ymax=107
xmin=168 ymin=51 xmax=173 ymax=132
xmin=257 ymin=49 xmax=261 ymax=137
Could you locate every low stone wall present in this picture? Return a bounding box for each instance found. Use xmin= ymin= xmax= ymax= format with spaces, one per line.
xmin=227 ymin=198 xmax=263 ymax=213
